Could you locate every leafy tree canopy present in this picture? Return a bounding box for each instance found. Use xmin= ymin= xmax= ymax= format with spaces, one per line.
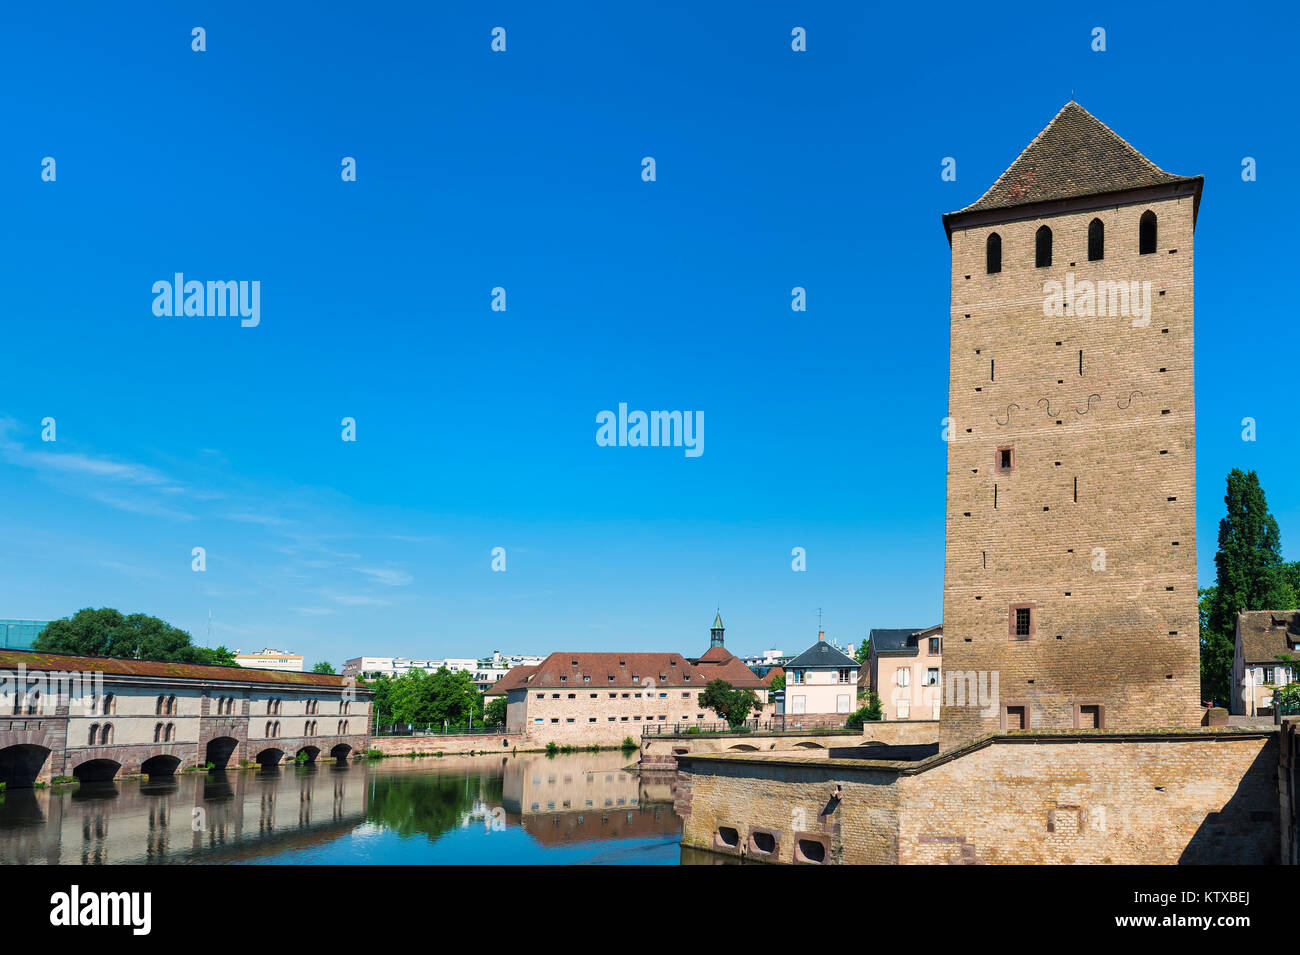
xmin=311 ymin=661 xmax=336 ymax=674
xmin=1202 ymin=470 xmax=1297 ymax=703
xmin=34 ymin=608 xmax=236 ymax=666
xmin=697 ymin=679 xmax=759 ymax=728
xmin=372 ymin=667 xmax=484 ymax=728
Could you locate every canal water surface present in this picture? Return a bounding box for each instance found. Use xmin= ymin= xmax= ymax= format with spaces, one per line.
xmin=0 ymin=750 xmax=732 ymax=864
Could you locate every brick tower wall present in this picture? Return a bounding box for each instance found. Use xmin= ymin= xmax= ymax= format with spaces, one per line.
xmin=940 ymin=193 xmax=1201 ymax=751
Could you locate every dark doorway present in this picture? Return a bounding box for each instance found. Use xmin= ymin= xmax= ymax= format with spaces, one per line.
xmin=0 ymin=744 xmax=50 ymax=789
xmin=205 ymin=736 xmax=238 ymax=769
xmin=141 ymin=754 xmax=181 ymax=778
xmin=72 ymin=759 xmax=121 ymax=783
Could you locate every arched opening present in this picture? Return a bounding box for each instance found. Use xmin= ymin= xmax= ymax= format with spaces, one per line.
xmin=72 ymin=758 xmax=121 ymax=784
xmin=1035 ymin=225 xmax=1052 ymax=268
xmin=727 ymin=744 xmax=759 ymax=752
xmin=986 ymin=232 xmax=1001 ymax=274
xmin=329 ymin=743 xmax=352 ymax=763
xmin=205 ymin=736 xmax=238 ymax=769
xmin=296 ymin=746 xmax=320 ymax=764
xmin=0 ymin=744 xmax=51 ymax=789
xmin=141 ymin=754 xmax=181 ymax=778
xmin=793 ymin=741 xmax=827 ymax=749
xmin=255 ymin=748 xmax=284 ymax=768
xmin=1139 ymin=210 xmax=1157 ymax=254
xmin=1087 ymin=218 xmax=1104 ymax=261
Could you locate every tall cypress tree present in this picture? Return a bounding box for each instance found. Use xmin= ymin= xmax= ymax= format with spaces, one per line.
xmin=1202 ymin=469 xmax=1296 ymax=702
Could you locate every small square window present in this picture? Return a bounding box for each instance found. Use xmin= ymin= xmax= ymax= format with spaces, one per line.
xmin=996 ymin=446 xmax=1014 ymax=472
xmin=1015 ymin=608 xmax=1030 ymax=635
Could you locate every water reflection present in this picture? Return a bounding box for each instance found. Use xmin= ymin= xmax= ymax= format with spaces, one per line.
xmin=0 ymin=750 xmax=697 ymax=865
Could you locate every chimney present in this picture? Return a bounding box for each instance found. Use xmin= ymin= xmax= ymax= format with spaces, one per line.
xmin=818 ymin=630 xmax=825 ymax=642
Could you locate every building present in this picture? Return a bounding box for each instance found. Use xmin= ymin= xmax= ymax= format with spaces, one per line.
xmin=867 ymin=625 xmax=943 ymax=720
xmin=0 ymin=619 xmax=52 ymax=651
xmin=1232 ymin=610 xmax=1300 ymax=716
xmin=234 ymin=648 xmax=304 ymax=672
xmin=938 ymin=100 xmax=1202 ymax=749
xmin=783 ymin=632 xmax=859 ymax=717
xmin=673 ymin=105 xmax=1286 ymax=866
xmin=343 ymin=653 xmax=542 ymax=689
xmin=497 ymin=613 xmax=775 ymax=744
xmin=0 ymin=649 xmax=372 ymax=787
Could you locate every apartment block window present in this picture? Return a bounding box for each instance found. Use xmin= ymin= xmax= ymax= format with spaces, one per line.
xmin=926 ymin=668 xmax=940 ymax=686
xmin=928 ymin=637 xmax=942 ymax=655
xmin=895 ymin=668 xmax=910 ymax=687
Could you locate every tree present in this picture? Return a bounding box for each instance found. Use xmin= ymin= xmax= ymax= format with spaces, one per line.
xmin=767 ymin=672 xmax=785 ymax=694
xmin=34 ymin=608 xmax=236 ymax=666
xmin=697 ymin=679 xmax=759 ymax=729
xmin=311 ymin=661 xmax=335 ymax=674
xmin=484 ymin=695 xmax=508 ymax=726
xmin=845 ymin=690 xmax=883 ymax=729
xmin=854 ymin=637 xmax=871 ymax=666
xmin=1202 ymin=470 xmax=1296 ymax=703
xmin=372 ymin=667 xmax=484 ymax=729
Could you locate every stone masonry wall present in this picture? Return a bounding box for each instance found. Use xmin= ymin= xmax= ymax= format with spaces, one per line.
xmin=942 ymin=194 xmax=1201 ymax=750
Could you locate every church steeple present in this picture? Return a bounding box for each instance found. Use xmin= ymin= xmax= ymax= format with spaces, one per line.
xmin=710 ymin=610 xmax=725 ymax=648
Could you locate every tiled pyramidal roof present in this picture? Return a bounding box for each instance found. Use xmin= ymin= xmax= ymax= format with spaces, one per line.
xmin=953 ymin=101 xmax=1198 ymax=216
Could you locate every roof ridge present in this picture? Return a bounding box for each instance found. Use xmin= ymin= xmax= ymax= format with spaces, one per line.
xmin=962 ymin=100 xmax=1076 ymax=213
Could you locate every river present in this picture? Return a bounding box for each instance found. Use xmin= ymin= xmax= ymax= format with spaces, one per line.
xmin=0 ymin=750 xmax=730 ymax=865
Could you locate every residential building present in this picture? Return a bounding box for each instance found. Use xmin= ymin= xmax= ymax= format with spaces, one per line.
xmin=1231 ymin=610 xmax=1300 ymax=716
xmin=866 ymin=625 xmax=943 ymax=720
xmin=783 ymin=632 xmax=859 ymax=717
xmin=234 ymin=648 xmax=304 ymax=672
xmin=0 ymin=619 xmax=52 ymax=651
xmin=494 ymin=613 xmax=775 ymax=743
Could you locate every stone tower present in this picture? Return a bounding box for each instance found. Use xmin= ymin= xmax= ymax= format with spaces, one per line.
xmin=939 ymin=103 xmax=1203 ymax=751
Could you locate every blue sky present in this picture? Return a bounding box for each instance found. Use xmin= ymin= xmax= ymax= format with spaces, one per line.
xmin=1 ymin=2 xmax=1296 ymax=665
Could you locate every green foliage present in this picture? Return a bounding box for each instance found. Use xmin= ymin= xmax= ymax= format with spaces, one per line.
xmin=34 ymin=608 xmax=236 ymax=666
xmin=845 ymin=690 xmax=884 ymax=729
xmin=361 ymin=749 xmax=384 ymax=760
xmin=767 ymin=672 xmax=785 ymax=694
xmin=685 ymin=726 xmax=701 ymax=735
xmin=545 ymin=741 xmax=559 ymax=757
xmin=370 ymin=667 xmax=485 ymax=728
xmin=697 ymin=679 xmax=760 ymax=729
xmin=854 ymin=638 xmax=871 ymax=666
xmin=1276 ymin=682 xmax=1300 ymax=709
xmin=620 ymin=736 xmax=637 ymax=750
xmin=1202 ymin=470 xmax=1296 ymax=703
xmin=484 ymin=695 xmax=508 ymax=726
xmin=311 ymin=661 xmax=335 ymax=674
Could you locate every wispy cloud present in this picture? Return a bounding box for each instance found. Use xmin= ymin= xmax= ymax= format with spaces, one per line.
xmin=356 ymin=566 xmax=413 ymax=587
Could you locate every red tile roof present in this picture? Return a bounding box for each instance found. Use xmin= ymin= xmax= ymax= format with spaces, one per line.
xmin=0 ymin=650 xmax=362 ymax=690
xmin=485 ymin=664 xmax=537 ymax=697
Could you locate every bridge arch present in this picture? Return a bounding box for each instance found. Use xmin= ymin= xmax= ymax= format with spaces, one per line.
xmin=72 ymin=758 xmax=121 ymax=783
xmin=0 ymin=744 xmax=51 ymax=789
xmin=329 ymin=743 xmax=352 ymax=763
xmin=794 ymin=741 xmax=827 ymax=750
xmin=141 ymin=754 xmax=181 ymax=777
xmin=204 ymin=736 xmax=238 ymax=769
xmin=255 ymin=747 xmax=284 ymax=768
xmin=296 ymin=745 xmax=321 ymax=763
xmin=727 ymin=743 xmax=759 ymax=752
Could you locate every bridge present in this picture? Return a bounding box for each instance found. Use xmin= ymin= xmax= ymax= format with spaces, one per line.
xmin=0 ymin=650 xmax=372 ymax=788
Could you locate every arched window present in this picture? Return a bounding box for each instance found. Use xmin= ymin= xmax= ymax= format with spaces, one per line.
xmin=166 ymin=723 xmax=175 ymax=742
xmin=1139 ymin=210 xmax=1157 ymax=254
xmin=26 ymin=691 xmax=40 ymax=715
xmin=273 ymin=721 xmax=280 ymax=738
xmin=168 ymin=695 xmax=177 ymax=715
xmin=266 ymin=721 xmax=273 ymax=737
xmin=1035 ymin=226 xmax=1052 ymax=268
xmin=103 ymin=694 xmax=115 ymax=715
xmin=100 ymin=723 xmax=113 ymax=745
xmin=154 ymin=723 xmax=163 ymax=743
xmin=156 ymin=695 xmax=166 ymax=715
xmin=986 ymin=232 xmax=1002 ymax=274
xmin=89 ymin=723 xmax=100 ymax=746
xmin=1088 ymin=218 xmax=1104 ymax=261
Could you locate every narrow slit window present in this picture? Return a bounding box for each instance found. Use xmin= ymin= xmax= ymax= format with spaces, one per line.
xmin=986 ymin=232 xmax=1002 ymax=274
xmin=1087 ymin=218 xmax=1104 ymax=261
xmin=1035 ymin=226 xmax=1052 ymax=268
xmin=1139 ymin=210 xmax=1157 ymax=255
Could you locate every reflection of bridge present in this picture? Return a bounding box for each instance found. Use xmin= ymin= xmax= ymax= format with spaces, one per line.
xmin=0 ymin=763 xmax=369 ymax=864
xmin=0 ymin=651 xmax=372 ymax=788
